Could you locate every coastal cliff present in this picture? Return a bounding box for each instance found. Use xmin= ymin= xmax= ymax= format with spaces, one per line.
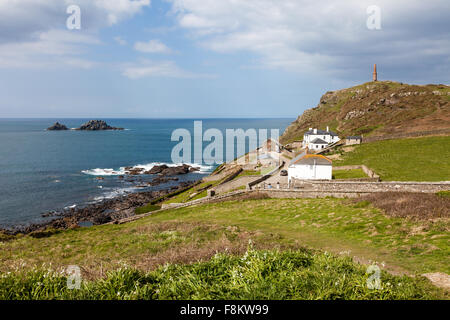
xmin=280 ymin=81 xmax=450 ymax=144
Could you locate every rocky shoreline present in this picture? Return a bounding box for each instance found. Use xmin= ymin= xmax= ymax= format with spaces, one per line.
xmin=1 ymin=181 xmax=195 ymax=236
xmin=0 ymin=163 xmax=203 ymax=236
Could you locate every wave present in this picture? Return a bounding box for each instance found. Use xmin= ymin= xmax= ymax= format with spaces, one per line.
xmin=91 ymin=187 xmax=140 ymax=202
xmin=81 ymin=162 xmax=214 ymax=176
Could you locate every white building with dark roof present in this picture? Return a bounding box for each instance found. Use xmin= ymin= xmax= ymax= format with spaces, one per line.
xmin=302 ymin=127 xmax=340 ymax=150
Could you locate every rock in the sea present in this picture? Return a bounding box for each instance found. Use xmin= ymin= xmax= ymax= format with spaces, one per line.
xmin=76 ymin=120 xmax=124 ymax=131
xmin=145 ymin=165 xmax=169 ymax=175
xmin=160 ymin=164 xmax=192 ymax=176
xmin=47 ymin=122 xmax=68 ymax=131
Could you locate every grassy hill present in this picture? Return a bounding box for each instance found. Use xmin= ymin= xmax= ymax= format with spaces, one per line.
xmin=1 ymin=196 xmax=448 ymax=299
xmin=280 ymin=81 xmax=450 ymax=144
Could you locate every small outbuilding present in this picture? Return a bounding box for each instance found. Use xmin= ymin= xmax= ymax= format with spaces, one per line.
xmin=288 ymin=154 xmax=332 ymax=181
xmin=345 ymin=136 xmax=362 ymax=145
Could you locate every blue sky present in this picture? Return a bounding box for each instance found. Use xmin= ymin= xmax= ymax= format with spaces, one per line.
xmin=0 ymin=0 xmax=449 ymax=118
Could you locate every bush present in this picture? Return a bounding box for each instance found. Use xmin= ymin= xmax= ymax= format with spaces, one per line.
xmin=0 ymin=248 xmax=444 ymax=300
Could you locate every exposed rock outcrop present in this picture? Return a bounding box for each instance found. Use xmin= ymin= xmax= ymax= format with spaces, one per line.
xmin=76 ymin=120 xmax=124 ymax=131
xmin=125 ymin=164 xmax=200 ymax=176
xmin=47 ymin=122 xmax=68 ymax=131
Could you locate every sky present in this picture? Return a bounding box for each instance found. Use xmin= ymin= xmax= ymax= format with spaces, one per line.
xmin=0 ymin=0 xmax=449 ymax=118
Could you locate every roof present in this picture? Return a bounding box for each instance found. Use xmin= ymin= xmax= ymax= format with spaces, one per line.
xmin=346 ymin=136 xmax=362 ymax=139
xmin=304 ymin=129 xmax=338 ymax=137
xmin=310 ymin=138 xmax=328 ymax=144
xmin=290 ymin=154 xmax=332 ymax=166
xmin=289 ymin=151 xmax=307 ymax=166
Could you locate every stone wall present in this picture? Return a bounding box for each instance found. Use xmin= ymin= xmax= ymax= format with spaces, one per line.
xmin=290 ymin=180 xmax=450 ymax=193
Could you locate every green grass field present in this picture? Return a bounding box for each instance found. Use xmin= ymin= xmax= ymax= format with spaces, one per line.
xmin=0 ymin=197 xmax=448 ymax=299
xmin=333 ymin=136 xmax=450 ymax=181
xmin=333 ymin=169 xmax=367 ymax=179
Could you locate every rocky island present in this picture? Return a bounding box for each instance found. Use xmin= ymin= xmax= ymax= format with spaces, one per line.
xmin=46 ymin=122 xmax=68 ymax=131
xmin=75 ymin=120 xmax=124 ymax=131
xmin=47 ymin=120 xmax=124 ymax=131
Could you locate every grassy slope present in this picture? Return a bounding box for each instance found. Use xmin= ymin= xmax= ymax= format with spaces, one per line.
xmin=332 ymin=136 xmax=450 ymax=181
xmin=1 ymin=199 xmax=448 ymax=279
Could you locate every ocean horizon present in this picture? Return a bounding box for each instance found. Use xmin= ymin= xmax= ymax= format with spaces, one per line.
xmin=0 ymin=118 xmax=293 ymax=227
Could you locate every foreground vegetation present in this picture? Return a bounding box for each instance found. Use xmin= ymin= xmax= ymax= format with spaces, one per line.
xmin=1 ymin=197 xmax=448 ymax=279
xmin=333 ymin=136 xmax=450 ymax=181
xmin=0 ymin=247 xmax=444 ymax=300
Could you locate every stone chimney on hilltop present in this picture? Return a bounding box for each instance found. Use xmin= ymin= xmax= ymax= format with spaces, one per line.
xmin=373 ymin=64 xmax=378 ymax=82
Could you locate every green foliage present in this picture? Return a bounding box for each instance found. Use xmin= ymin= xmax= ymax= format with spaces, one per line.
xmin=29 ymin=228 xmax=61 ymax=239
xmin=352 ymin=200 xmax=371 ymax=208
xmin=135 ymin=204 xmax=161 ymax=215
xmin=436 ymin=190 xmax=450 ymax=198
xmin=164 ymin=180 xmax=221 ymax=204
xmin=232 ymin=170 xmax=261 ymax=181
xmin=0 ymin=248 xmax=444 ymax=300
xmin=0 ymin=231 xmax=15 ymax=242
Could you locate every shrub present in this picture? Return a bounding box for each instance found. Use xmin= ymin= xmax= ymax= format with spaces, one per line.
xmin=0 ymin=248 xmax=444 ymax=300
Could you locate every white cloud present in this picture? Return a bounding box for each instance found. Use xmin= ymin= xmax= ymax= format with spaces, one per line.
xmin=0 ymin=0 xmax=151 ymax=69
xmin=114 ymin=36 xmax=128 ymax=46
xmin=168 ymin=0 xmax=450 ymax=79
xmin=122 ymin=59 xmax=215 ymax=79
xmin=134 ymin=39 xmax=173 ymax=54
xmin=0 ymin=30 xmax=100 ymax=69
xmin=93 ymin=0 xmax=151 ymax=25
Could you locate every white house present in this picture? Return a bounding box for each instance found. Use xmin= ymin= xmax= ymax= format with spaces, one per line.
xmin=302 ymin=127 xmax=340 ymax=150
xmin=288 ymin=154 xmax=332 ymax=182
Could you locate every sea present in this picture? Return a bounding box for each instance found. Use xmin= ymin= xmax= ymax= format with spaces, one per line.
xmin=0 ymin=118 xmax=293 ymax=227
